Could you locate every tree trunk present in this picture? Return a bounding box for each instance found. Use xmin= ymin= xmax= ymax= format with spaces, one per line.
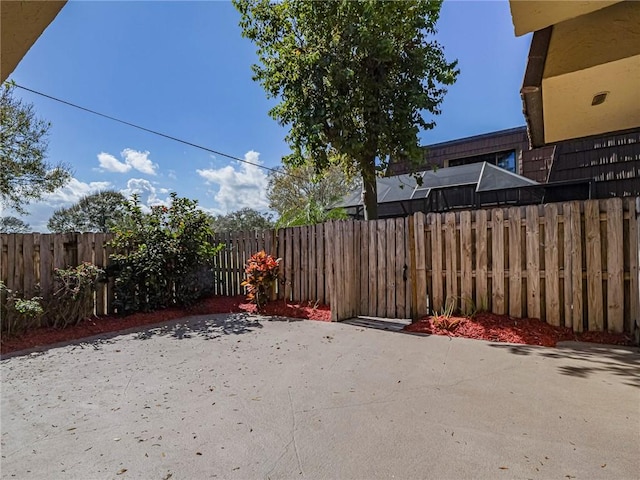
xmin=360 ymin=157 xmax=378 ymax=220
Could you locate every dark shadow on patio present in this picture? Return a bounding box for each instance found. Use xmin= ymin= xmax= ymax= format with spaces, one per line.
xmin=488 ymin=341 xmax=640 ymax=388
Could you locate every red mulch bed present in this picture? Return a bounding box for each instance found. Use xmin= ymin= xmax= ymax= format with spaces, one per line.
xmin=0 ymin=295 xmax=330 ymax=355
xmin=2 ymin=299 xmax=634 ymax=355
xmin=404 ymin=312 xmax=635 ymax=347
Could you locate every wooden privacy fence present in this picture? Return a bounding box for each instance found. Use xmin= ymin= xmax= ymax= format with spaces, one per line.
xmin=1 ymin=197 xmax=639 ymax=333
xmin=330 ymin=197 xmax=639 ymax=333
xmin=0 ymin=233 xmax=115 ymax=315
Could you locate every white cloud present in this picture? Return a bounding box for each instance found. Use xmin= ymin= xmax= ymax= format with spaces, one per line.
xmin=4 ymin=177 xmax=112 ymax=232
xmin=98 ymin=152 xmax=131 ymax=173
xmin=119 ymin=178 xmax=169 ymax=210
xmin=121 ymin=149 xmax=157 ymax=175
xmin=196 ymin=150 xmax=269 ymax=213
xmin=97 ymin=149 xmax=158 ymax=175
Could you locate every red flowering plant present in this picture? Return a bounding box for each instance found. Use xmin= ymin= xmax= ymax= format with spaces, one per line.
xmin=241 ymin=251 xmax=281 ymax=311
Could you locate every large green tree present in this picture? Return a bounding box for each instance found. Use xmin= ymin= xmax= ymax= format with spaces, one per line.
xmin=47 ymin=190 xmax=127 ymax=233
xmin=0 ymin=83 xmax=72 ymax=214
xmin=0 ymin=216 xmax=30 ymax=233
xmin=267 ymin=164 xmax=352 ymax=227
xmin=210 ymin=208 xmax=274 ymax=233
xmin=234 ymin=0 xmax=458 ymax=219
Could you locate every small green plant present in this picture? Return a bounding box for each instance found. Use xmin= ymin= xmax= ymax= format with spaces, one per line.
xmin=0 ymin=281 xmax=44 ymax=335
xmin=47 ymin=262 xmax=104 ymax=328
xmin=432 ymin=296 xmax=461 ymax=331
xmin=241 ymin=251 xmax=280 ymax=312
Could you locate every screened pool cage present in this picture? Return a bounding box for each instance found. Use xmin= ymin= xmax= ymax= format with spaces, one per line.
xmin=333 ymin=162 xmax=593 ymax=219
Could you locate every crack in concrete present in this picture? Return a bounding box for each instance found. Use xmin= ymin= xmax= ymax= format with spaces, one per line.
xmin=288 ymin=389 xmax=304 ymax=477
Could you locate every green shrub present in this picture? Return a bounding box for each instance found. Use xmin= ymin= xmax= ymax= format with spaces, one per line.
xmin=0 ymin=282 xmax=44 ymax=335
xmin=46 ymin=262 xmax=104 ymax=328
xmin=108 ymin=193 xmax=223 ymax=314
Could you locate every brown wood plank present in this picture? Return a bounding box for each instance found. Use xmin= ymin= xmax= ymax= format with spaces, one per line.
xmin=605 ymin=198 xmax=624 ymax=333
xmin=585 ymin=200 xmax=603 ymax=331
xmin=544 ymin=203 xmax=560 ymax=326
xmin=6 ymin=235 xmax=16 ymax=290
xmin=492 ymin=209 xmax=506 ymax=315
xmin=459 ymin=211 xmax=473 ymax=314
xmin=508 ymin=207 xmax=523 ymax=318
xmin=629 ymin=198 xmax=639 ymax=335
xmin=376 ymin=220 xmax=387 ymax=317
xmin=431 ymin=213 xmax=444 ymax=313
xmin=224 ymin=231 xmax=232 ymax=296
xmin=475 ymin=209 xmax=488 ymax=312
xmin=386 ymin=218 xmax=396 ymax=318
xmin=227 ymin=231 xmax=234 ymax=297
xmin=14 ymin=235 xmax=24 ymax=295
xmin=395 ymin=217 xmax=406 ymax=318
xmin=293 ymin=227 xmax=302 ymax=302
xmin=368 ymin=220 xmax=378 ymax=317
xmin=525 ymin=205 xmax=541 ymax=319
xmin=284 ymin=228 xmax=293 ymax=301
xmin=569 ymin=202 xmax=584 ymax=332
xmin=347 ymin=221 xmax=357 ymax=318
xmin=324 ymin=223 xmax=335 ymax=320
xmin=22 ymin=234 xmax=35 ymax=298
xmin=404 ymin=216 xmax=412 ymax=318
xmin=359 ymin=222 xmax=369 ymax=314
xmin=562 ymin=204 xmax=573 ymax=328
xmin=0 ymin=234 xmax=8 ymax=287
xmin=309 ymin=226 xmax=317 ymax=302
xmin=334 ymin=222 xmax=345 ymax=320
xmin=39 ymin=234 xmax=53 ymax=301
xmin=277 ymin=229 xmax=285 ymax=299
xmin=444 ymin=212 xmax=457 ymax=312
xmin=300 ymin=226 xmax=308 ymax=302
xmin=414 ymin=213 xmax=428 ymax=318
xmin=315 ymin=224 xmax=324 ymax=304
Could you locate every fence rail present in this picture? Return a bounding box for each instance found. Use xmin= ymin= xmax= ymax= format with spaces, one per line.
xmin=1 ymin=197 xmax=638 ymax=334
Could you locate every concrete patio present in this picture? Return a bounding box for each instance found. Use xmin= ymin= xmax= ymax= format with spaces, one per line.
xmin=1 ymin=313 xmax=638 ymax=479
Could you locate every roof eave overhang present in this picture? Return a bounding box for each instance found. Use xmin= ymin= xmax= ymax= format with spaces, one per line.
xmin=520 ymin=26 xmax=552 ymax=149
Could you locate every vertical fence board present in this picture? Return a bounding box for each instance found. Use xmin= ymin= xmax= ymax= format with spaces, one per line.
xmin=508 ymin=207 xmax=522 ymax=318
xmin=309 ymin=226 xmax=317 ymax=302
xmin=526 ymin=206 xmax=541 ymax=319
xmin=414 ymin=213 xmax=428 ymax=318
xmin=395 ymin=217 xmax=406 ymax=318
xmin=476 ymin=210 xmax=488 ymax=312
xmin=22 ymin=234 xmax=35 ymax=298
xmin=315 ymin=225 xmax=324 ymax=304
xmin=544 ymin=204 xmax=560 ymax=325
xmin=460 ymin=211 xmax=473 ymax=313
xmin=492 ymin=209 xmax=506 ymax=315
xmin=39 ymin=235 xmax=52 ymax=301
xmin=444 ymin=212 xmax=457 ymax=311
xmin=562 ymin=204 xmax=573 ymax=328
xmin=386 ymin=218 xmax=396 ymax=318
xmin=368 ymin=220 xmax=378 ymax=317
xmin=324 ymin=225 xmax=332 ymax=306
xmin=283 ymin=229 xmax=292 ymax=301
xmin=585 ymin=200 xmax=603 ymax=331
xmin=376 ymin=220 xmax=387 ymax=317
xmin=300 ymin=226 xmax=308 ymax=302
xmin=404 ymin=217 xmax=412 ymax=318
xmin=348 ymin=221 xmax=357 ymax=318
xmin=0 ymin=235 xmax=7 ymax=289
xmin=430 ymin=214 xmax=443 ymax=313
xmin=6 ymin=235 xmax=16 ymax=290
xmin=629 ymin=198 xmax=639 ymax=333
xmin=359 ymin=222 xmax=369 ymax=315
xmin=14 ymin=235 xmax=24 ymax=295
xmin=606 ymin=198 xmax=624 ymax=333
xmin=569 ymin=202 xmax=584 ymax=332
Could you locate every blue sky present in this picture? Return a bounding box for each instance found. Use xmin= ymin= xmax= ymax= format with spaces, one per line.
xmin=6 ymin=0 xmax=531 ymax=231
